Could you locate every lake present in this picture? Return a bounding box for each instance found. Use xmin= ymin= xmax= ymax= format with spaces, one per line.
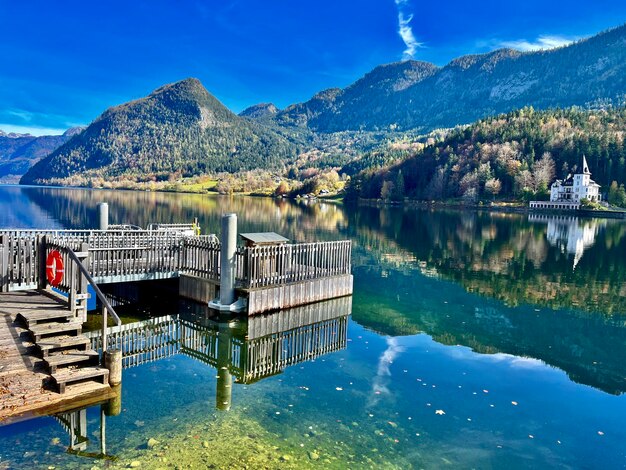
xmin=1 ymin=185 xmax=626 ymax=469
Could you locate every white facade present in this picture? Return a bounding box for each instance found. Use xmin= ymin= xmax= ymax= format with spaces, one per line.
xmin=550 ymin=156 xmax=601 ymax=203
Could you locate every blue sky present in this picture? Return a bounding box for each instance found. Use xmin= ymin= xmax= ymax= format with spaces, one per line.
xmin=0 ymin=0 xmax=625 ymax=135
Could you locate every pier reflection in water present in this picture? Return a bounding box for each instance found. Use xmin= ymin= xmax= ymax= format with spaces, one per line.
xmin=50 ymin=384 xmax=121 ymax=461
xmin=85 ymin=297 xmax=352 ymax=410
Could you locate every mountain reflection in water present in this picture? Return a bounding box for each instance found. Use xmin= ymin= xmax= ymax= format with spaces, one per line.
xmin=2 ymin=186 xmax=626 ymax=468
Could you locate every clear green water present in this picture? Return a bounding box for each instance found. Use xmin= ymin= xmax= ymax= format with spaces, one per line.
xmin=1 ymin=185 xmax=626 ymax=469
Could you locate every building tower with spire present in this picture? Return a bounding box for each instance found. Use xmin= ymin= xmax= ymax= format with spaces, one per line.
xmin=550 ymin=155 xmax=601 ymax=203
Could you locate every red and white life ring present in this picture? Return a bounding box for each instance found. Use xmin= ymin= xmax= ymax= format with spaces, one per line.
xmin=46 ymin=250 xmax=64 ymax=286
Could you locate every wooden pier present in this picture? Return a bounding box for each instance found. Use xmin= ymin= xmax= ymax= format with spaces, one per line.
xmin=0 ymin=227 xmax=353 ymax=315
xmin=0 ymin=216 xmax=352 ymax=417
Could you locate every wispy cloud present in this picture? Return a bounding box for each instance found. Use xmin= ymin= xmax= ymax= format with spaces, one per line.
xmin=499 ymin=35 xmax=577 ymax=52
xmin=394 ymin=0 xmax=423 ymax=59
xmin=368 ymin=337 xmax=404 ymax=406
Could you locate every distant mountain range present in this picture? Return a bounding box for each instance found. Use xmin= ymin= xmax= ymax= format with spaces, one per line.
xmin=18 ymin=23 xmax=626 ymax=186
xmin=0 ymin=128 xmax=82 ymax=183
xmin=267 ymin=24 xmax=626 ymax=132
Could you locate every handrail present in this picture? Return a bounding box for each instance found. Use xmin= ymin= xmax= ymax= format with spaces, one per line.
xmin=64 ymin=247 xmax=122 ymax=327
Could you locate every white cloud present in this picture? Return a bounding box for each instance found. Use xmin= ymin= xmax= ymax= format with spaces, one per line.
xmin=368 ymin=337 xmax=405 ymax=406
xmin=499 ymin=35 xmax=576 ymax=52
xmin=393 ymin=0 xmax=423 ymax=59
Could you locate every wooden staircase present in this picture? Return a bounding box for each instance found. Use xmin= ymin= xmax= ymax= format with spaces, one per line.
xmin=16 ymin=308 xmax=108 ymax=394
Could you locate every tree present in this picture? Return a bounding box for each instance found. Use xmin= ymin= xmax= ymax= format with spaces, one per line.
xmin=485 ymin=178 xmax=502 ymax=199
xmin=608 ymin=181 xmax=626 ymax=207
xmin=392 ymin=171 xmax=405 ymax=201
xmin=533 ymin=152 xmax=555 ymax=195
xmin=274 ymin=181 xmax=290 ymax=196
xmin=380 ymin=180 xmax=395 ymax=201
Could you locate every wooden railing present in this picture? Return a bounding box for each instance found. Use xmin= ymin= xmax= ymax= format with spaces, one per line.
xmin=242 ymin=240 xmax=352 ymax=289
xmin=1 ymin=231 xmax=352 ymax=293
xmin=86 ymin=315 xmax=178 ymax=368
xmin=0 ymin=232 xmax=42 ymax=291
xmin=44 ymin=241 xmax=90 ymax=321
xmin=179 ymin=237 xmax=221 ymax=281
xmin=237 ymin=315 xmax=349 ymax=383
xmin=45 ymin=241 xmax=122 ymax=340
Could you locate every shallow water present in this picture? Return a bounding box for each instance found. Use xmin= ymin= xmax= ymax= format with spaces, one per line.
xmin=1 ymin=185 xmax=626 ymax=468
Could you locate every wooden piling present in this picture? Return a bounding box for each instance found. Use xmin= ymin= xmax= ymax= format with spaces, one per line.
xmin=104 ymin=349 xmax=122 ymax=386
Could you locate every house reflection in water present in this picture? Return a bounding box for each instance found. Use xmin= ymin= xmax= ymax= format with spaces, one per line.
xmin=86 ymin=296 xmax=352 ymax=410
xmin=529 ymin=214 xmax=605 ymax=269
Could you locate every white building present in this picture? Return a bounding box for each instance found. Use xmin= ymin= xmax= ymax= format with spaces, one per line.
xmin=530 ymin=156 xmax=601 ymax=211
xmin=550 ymin=155 xmax=601 ymax=203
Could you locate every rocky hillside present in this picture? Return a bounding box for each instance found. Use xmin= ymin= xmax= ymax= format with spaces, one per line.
xmin=239 ymin=103 xmax=279 ymax=119
xmin=21 ymin=79 xmax=298 ymax=185
xmin=271 ymin=24 xmax=626 ymax=132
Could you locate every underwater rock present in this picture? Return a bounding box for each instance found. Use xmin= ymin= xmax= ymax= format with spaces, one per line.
xmin=129 ymin=461 xmax=141 ymax=468
xmin=202 ymin=441 xmax=209 ymax=448
xmin=147 ymin=438 xmax=159 ymax=449
xmin=308 ymin=451 xmax=320 ymax=461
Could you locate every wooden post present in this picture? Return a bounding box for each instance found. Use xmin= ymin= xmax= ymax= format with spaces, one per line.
xmin=36 ymin=235 xmax=47 ymax=290
xmin=76 ymin=242 xmax=90 ymax=323
xmin=104 ymin=384 xmax=122 ymax=416
xmin=104 ymin=349 xmax=122 ymax=386
xmin=0 ymin=234 xmax=8 ymax=293
xmin=69 ymin=249 xmax=77 ymax=318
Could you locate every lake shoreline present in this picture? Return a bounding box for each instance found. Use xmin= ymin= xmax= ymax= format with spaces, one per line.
xmin=352 ymin=197 xmax=626 ymax=219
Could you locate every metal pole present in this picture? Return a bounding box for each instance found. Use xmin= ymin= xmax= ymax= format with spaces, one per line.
xmin=216 ymin=323 xmax=232 ymax=411
xmin=102 ymin=306 xmax=108 ymax=353
xmin=219 ymin=213 xmax=237 ymax=306
xmin=97 ymin=203 xmax=109 ymax=231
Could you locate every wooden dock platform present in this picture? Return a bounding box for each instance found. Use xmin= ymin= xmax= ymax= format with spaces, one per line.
xmin=0 ymin=220 xmax=353 ymax=420
xmin=0 ymin=290 xmax=113 ymax=423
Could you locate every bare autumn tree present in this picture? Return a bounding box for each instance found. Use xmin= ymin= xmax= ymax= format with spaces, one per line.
xmin=533 ymin=152 xmax=556 ymax=194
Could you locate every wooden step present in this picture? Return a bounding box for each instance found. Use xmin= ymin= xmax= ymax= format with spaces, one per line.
xmin=45 ymin=349 xmax=100 ymax=373
xmin=16 ymin=310 xmax=73 ymax=329
xmin=29 ymin=322 xmax=82 ymax=342
xmin=38 ymin=335 xmax=90 ymax=357
xmin=51 ymin=367 xmax=109 ymax=394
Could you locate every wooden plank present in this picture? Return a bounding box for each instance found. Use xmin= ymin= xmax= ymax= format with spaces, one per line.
xmin=38 ymin=335 xmax=90 ymax=356
xmin=45 ymin=350 xmax=99 ymax=373
xmin=52 ymin=367 xmax=109 ymax=394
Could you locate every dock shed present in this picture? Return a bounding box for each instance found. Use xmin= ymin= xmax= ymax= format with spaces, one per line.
xmin=240 ymin=232 xmax=289 ymax=247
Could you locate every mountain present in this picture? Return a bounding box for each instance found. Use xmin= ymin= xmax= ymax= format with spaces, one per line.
xmin=0 ymin=128 xmax=82 ymax=182
xmin=271 ymin=24 xmax=626 ymax=132
xmin=21 ymin=78 xmax=298 ymax=185
xmin=18 ymin=24 xmax=626 ymax=188
xmin=239 ymin=103 xmax=279 ymax=119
